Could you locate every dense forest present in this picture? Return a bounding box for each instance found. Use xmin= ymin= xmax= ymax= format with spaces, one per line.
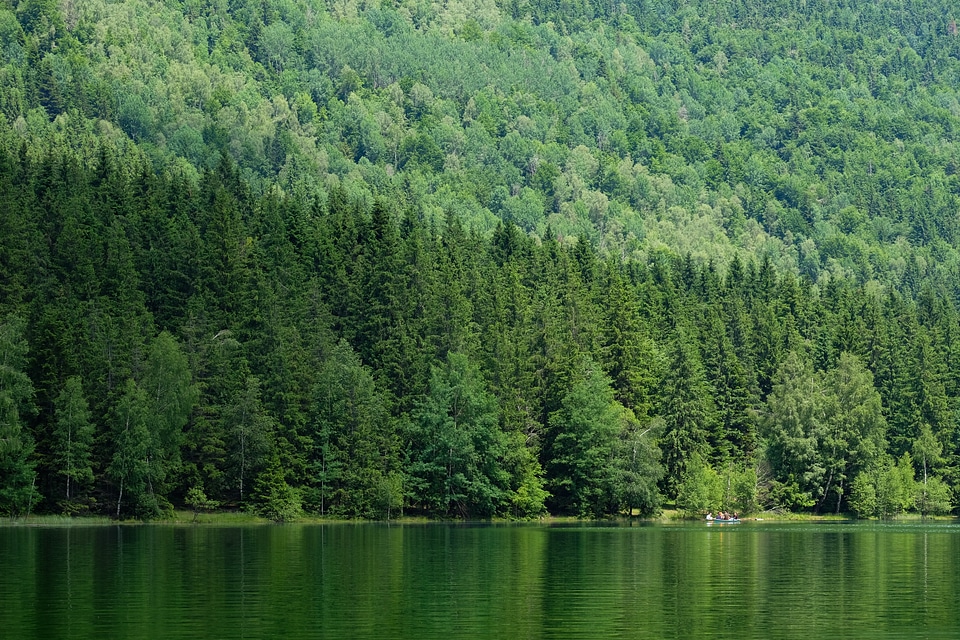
xmin=2 ymin=0 xmax=960 ymax=520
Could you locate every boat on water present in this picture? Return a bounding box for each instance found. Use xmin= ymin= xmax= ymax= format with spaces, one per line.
xmin=706 ymin=517 xmax=740 ymax=524
xmin=705 ymin=512 xmax=740 ymax=523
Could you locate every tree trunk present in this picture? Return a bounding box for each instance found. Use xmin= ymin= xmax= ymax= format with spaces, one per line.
xmin=116 ymin=477 xmax=124 ymax=519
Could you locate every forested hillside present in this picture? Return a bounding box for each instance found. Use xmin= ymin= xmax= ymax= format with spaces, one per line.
xmin=2 ymin=0 xmax=960 ymax=519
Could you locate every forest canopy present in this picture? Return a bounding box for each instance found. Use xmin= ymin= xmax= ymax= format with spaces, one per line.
xmin=1 ymin=0 xmax=960 ymax=519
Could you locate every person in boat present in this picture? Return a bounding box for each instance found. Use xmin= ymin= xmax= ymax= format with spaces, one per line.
xmin=706 ymin=512 xmax=714 ymax=520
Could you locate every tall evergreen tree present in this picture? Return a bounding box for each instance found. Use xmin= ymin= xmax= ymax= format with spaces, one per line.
xmin=407 ymin=352 xmax=507 ymax=518
xmin=658 ymin=329 xmax=715 ymax=498
xmin=251 ymin=450 xmax=301 ymax=522
xmin=700 ymin=308 xmax=757 ymax=463
xmin=306 ymin=339 xmax=399 ymax=518
xmin=546 ymin=355 xmax=621 ymax=517
xmin=600 ymin=260 xmax=661 ymax=420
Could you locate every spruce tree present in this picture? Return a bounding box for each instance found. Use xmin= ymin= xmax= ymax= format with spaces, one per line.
xmin=408 ymin=352 xmax=507 ymax=518
xmin=546 ymin=355 xmax=621 ymax=517
xmin=658 ymin=329 xmax=715 ymax=499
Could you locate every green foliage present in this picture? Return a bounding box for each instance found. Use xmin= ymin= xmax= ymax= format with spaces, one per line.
xmin=141 ymin=331 xmax=198 ymax=495
xmin=658 ymin=332 xmax=714 ymax=498
xmin=502 ymin=426 xmax=549 ymax=519
xmin=818 ymin=352 xmax=888 ymax=512
xmin=546 ymin=356 xmax=622 ymax=517
xmin=612 ymin=411 xmax=663 ymax=517
xmin=224 ymin=376 xmax=274 ymax=504
xmin=7 ymin=0 xmax=960 ymax=520
xmin=107 ymin=379 xmax=154 ymax=519
xmin=676 ymin=454 xmax=723 ymax=517
xmin=185 ymin=486 xmax=220 ymax=522
xmin=306 ymin=339 xmax=399 ymax=518
xmin=52 ymin=375 xmax=94 ymax=505
xmin=762 ymin=352 xmax=825 ymax=510
xmin=718 ymin=464 xmax=759 ymax=515
xmin=251 ymin=451 xmax=302 ymax=523
xmin=0 ymin=315 xmax=39 ymax=516
xmin=763 ymin=351 xmax=894 ymax=514
xmin=408 ymin=352 xmax=508 ymax=518
xmin=912 ymin=423 xmax=952 ymax=516
xmin=914 ymin=475 xmax=952 ymax=517
xmin=849 ymin=455 xmax=916 ymax=519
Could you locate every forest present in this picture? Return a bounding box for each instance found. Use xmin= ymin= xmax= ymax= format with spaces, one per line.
xmin=2 ymin=0 xmax=960 ymax=520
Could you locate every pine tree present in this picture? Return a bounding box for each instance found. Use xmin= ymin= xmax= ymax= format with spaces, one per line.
xmin=251 ymin=450 xmax=301 ymax=522
xmin=700 ymin=308 xmax=756 ymax=463
xmin=408 ymin=352 xmax=508 ymax=518
xmin=307 ymin=339 xmax=399 ymax=518
xmin=546 ymin=355 xmax=621 ymax=517
xmin=600 ymin=260 xmax=662 ymax=420
xmin=658 ymin=329 xmax=715 ymax=498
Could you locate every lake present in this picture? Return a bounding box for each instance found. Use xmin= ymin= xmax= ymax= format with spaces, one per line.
xmin=2 ymin=520 xmax=959 ymax=639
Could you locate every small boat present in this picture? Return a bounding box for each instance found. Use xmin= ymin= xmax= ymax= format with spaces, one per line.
xmin=705 ymin=514 xmax=740 ymax=524
xmin=706 ymin=517 xmax=740 ymax=524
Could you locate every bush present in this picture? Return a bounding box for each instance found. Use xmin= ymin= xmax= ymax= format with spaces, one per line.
xmin=676 ymin=454 xmax=723 ymax=516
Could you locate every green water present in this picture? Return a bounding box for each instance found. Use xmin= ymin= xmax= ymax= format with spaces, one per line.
xmin=2 ymin=520 xmax=959 ymax=639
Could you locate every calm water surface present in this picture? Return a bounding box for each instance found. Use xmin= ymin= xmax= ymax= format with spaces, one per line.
xmin=2 ymin=520 xmax=959 ymax=639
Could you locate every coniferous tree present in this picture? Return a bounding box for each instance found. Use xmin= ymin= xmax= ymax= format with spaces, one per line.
xmin=407 ymin=352 xmax=507 ymax=518
xmin=306 ymin=339 xmax=399 ymax=518
xmin=600 ymin=260 xmax=661 ymax=421
xmin=658 ymin=330 xmax=715 ymax=498
xmin=700 ymin=308 xmax=756 ymax=464
xmin=480 ymin=251 xmax=549 ymax=519
xmin=546 ymin=355 xmax=621 ymax=517
xmin=181 ymin=324 xmax=246 ymax=499
xmin=224 ymin=376 xmax=274 ymax=504
xmin=251 ymin=450 xmax=301 ymax=522
xmin=351 ymin=199 xmax=402 ymax=370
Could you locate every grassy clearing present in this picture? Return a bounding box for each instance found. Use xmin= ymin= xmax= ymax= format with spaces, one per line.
xmin=1 ymin=514 xmax=114 ymax=526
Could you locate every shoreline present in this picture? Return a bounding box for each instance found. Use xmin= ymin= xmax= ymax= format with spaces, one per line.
xmin=3 ymin=509 xmax=956 ymax=527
